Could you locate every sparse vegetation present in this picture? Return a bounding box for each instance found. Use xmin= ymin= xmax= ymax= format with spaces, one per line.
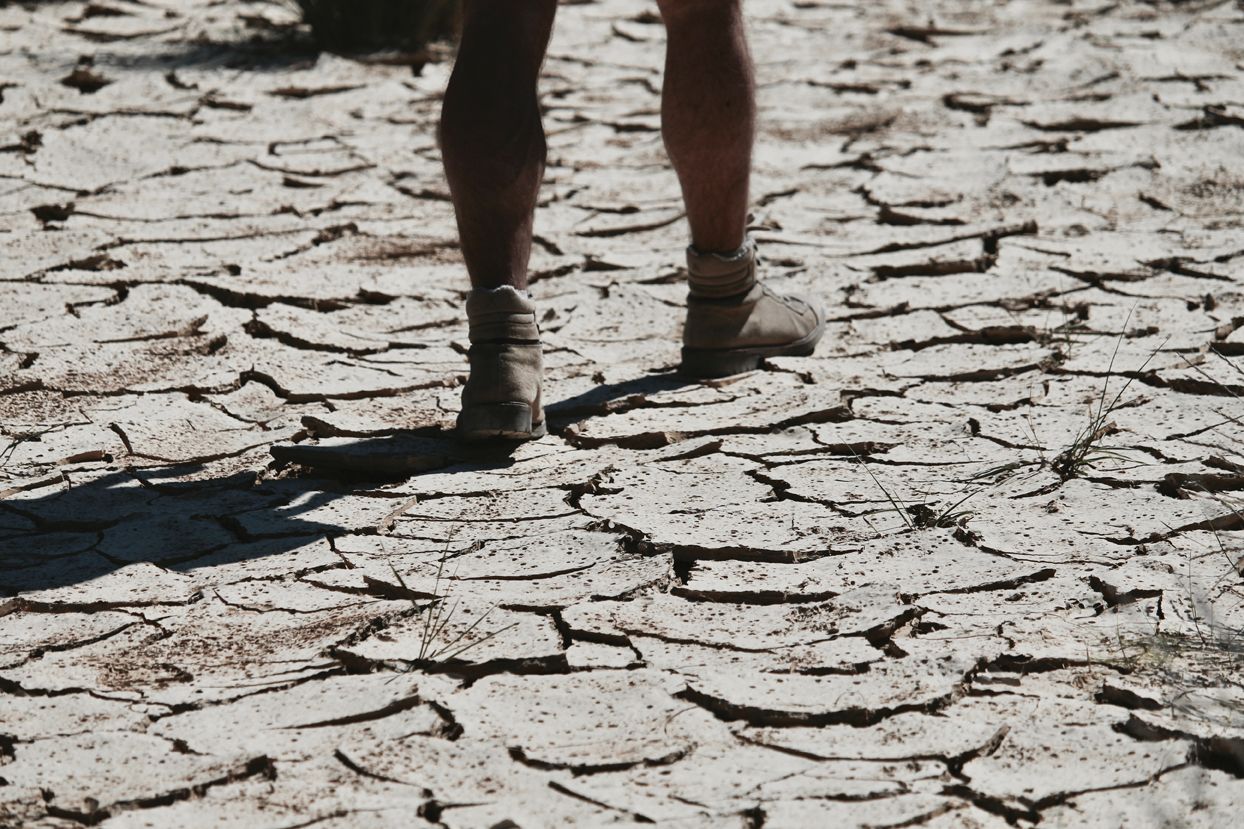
xmin=1052 ymin=320 xmax=1166 ymax=479
xmin=965 ymin=323 xmax=1167 ymax=487
xmin=1105 ymin=509 xmax=1243 ymax=713
xmin=849 ymin=446 xmax=980 ymax=532
xmin=909 ymin=487 xmax=982 ymax=529
xmin=390 ymin=555 xmax=516 ymax=664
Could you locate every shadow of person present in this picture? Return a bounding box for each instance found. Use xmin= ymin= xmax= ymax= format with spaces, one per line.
xmin=0 ymin=426 xmax=530 ymax=597
xmin=274 ymin=371 xmax=698 ymax=477
xmin=545 ymin=371 xmax=698 ymax=424
xmin=0 ymin=373 xmax=694 ymax=596
xmin=0 ymin=466 xmax=334 ymax=598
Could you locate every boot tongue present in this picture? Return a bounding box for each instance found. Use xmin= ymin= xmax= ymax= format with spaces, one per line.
xmin=466 ymin=286 xmax=540 ymax=343
xmin=686 ymin=239 xmax=757 ymax=299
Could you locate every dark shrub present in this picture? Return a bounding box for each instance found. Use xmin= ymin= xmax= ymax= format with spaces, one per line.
xmin=294 ymin=0 xmax=457 ymax=53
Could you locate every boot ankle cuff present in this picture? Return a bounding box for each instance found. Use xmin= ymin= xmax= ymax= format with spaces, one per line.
xmin=466 ymin=286 xmax=540 ymax=343
xmin=687 ymin=238 xmax=757 ymax=299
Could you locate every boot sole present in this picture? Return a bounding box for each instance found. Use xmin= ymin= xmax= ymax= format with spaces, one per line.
xmin=457 ymin=402 xmax=547 ymax=442
xmin=679 ymin=318 xmax=826 ymax=379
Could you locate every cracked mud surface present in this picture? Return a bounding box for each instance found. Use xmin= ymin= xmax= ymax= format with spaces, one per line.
xmin=3 ymin=0 xmax=1244 ymax=826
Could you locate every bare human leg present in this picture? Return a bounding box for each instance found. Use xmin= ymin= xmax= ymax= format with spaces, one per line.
xmin=439 ymin=0 xmax=558 ymax=291
xmin=657 ymin=0 xmax=825 ymax=377
xmin=657 ymin=0 xmax=755 ymax=254
xmin=441 ymin=0 xmax=556 ymax=440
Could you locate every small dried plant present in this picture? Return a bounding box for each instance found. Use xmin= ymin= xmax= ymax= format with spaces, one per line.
xmin=390 ymin=553 xmax=516 ymax=663
xmin=1051 ymin=326 xmax=1167 ymax=480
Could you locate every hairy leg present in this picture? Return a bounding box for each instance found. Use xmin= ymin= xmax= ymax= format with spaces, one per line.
xmin=657 ymin=0 xmax=756 ymax=253
xmin=439 ymin=0 xmax=558 ymax=290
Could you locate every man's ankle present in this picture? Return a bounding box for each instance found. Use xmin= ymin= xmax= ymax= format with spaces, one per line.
xmin=687 ymin=237 xmax=757 ymax=299
xmin=466 ymin=286 xmax=540 ymax=344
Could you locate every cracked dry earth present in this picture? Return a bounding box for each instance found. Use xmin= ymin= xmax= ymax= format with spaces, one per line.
xmin=2 ymin=0 xmax=1244 ymax=827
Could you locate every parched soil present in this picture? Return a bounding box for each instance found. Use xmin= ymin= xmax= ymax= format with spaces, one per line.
xmin=2 ymin=0 xmax=1243 ymax=826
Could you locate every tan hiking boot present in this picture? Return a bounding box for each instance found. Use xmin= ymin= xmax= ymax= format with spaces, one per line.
xmin=680 ymin=238 xmax=825 ymax=377
xmin=457 ymin=286 xmax=546 ymax=441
